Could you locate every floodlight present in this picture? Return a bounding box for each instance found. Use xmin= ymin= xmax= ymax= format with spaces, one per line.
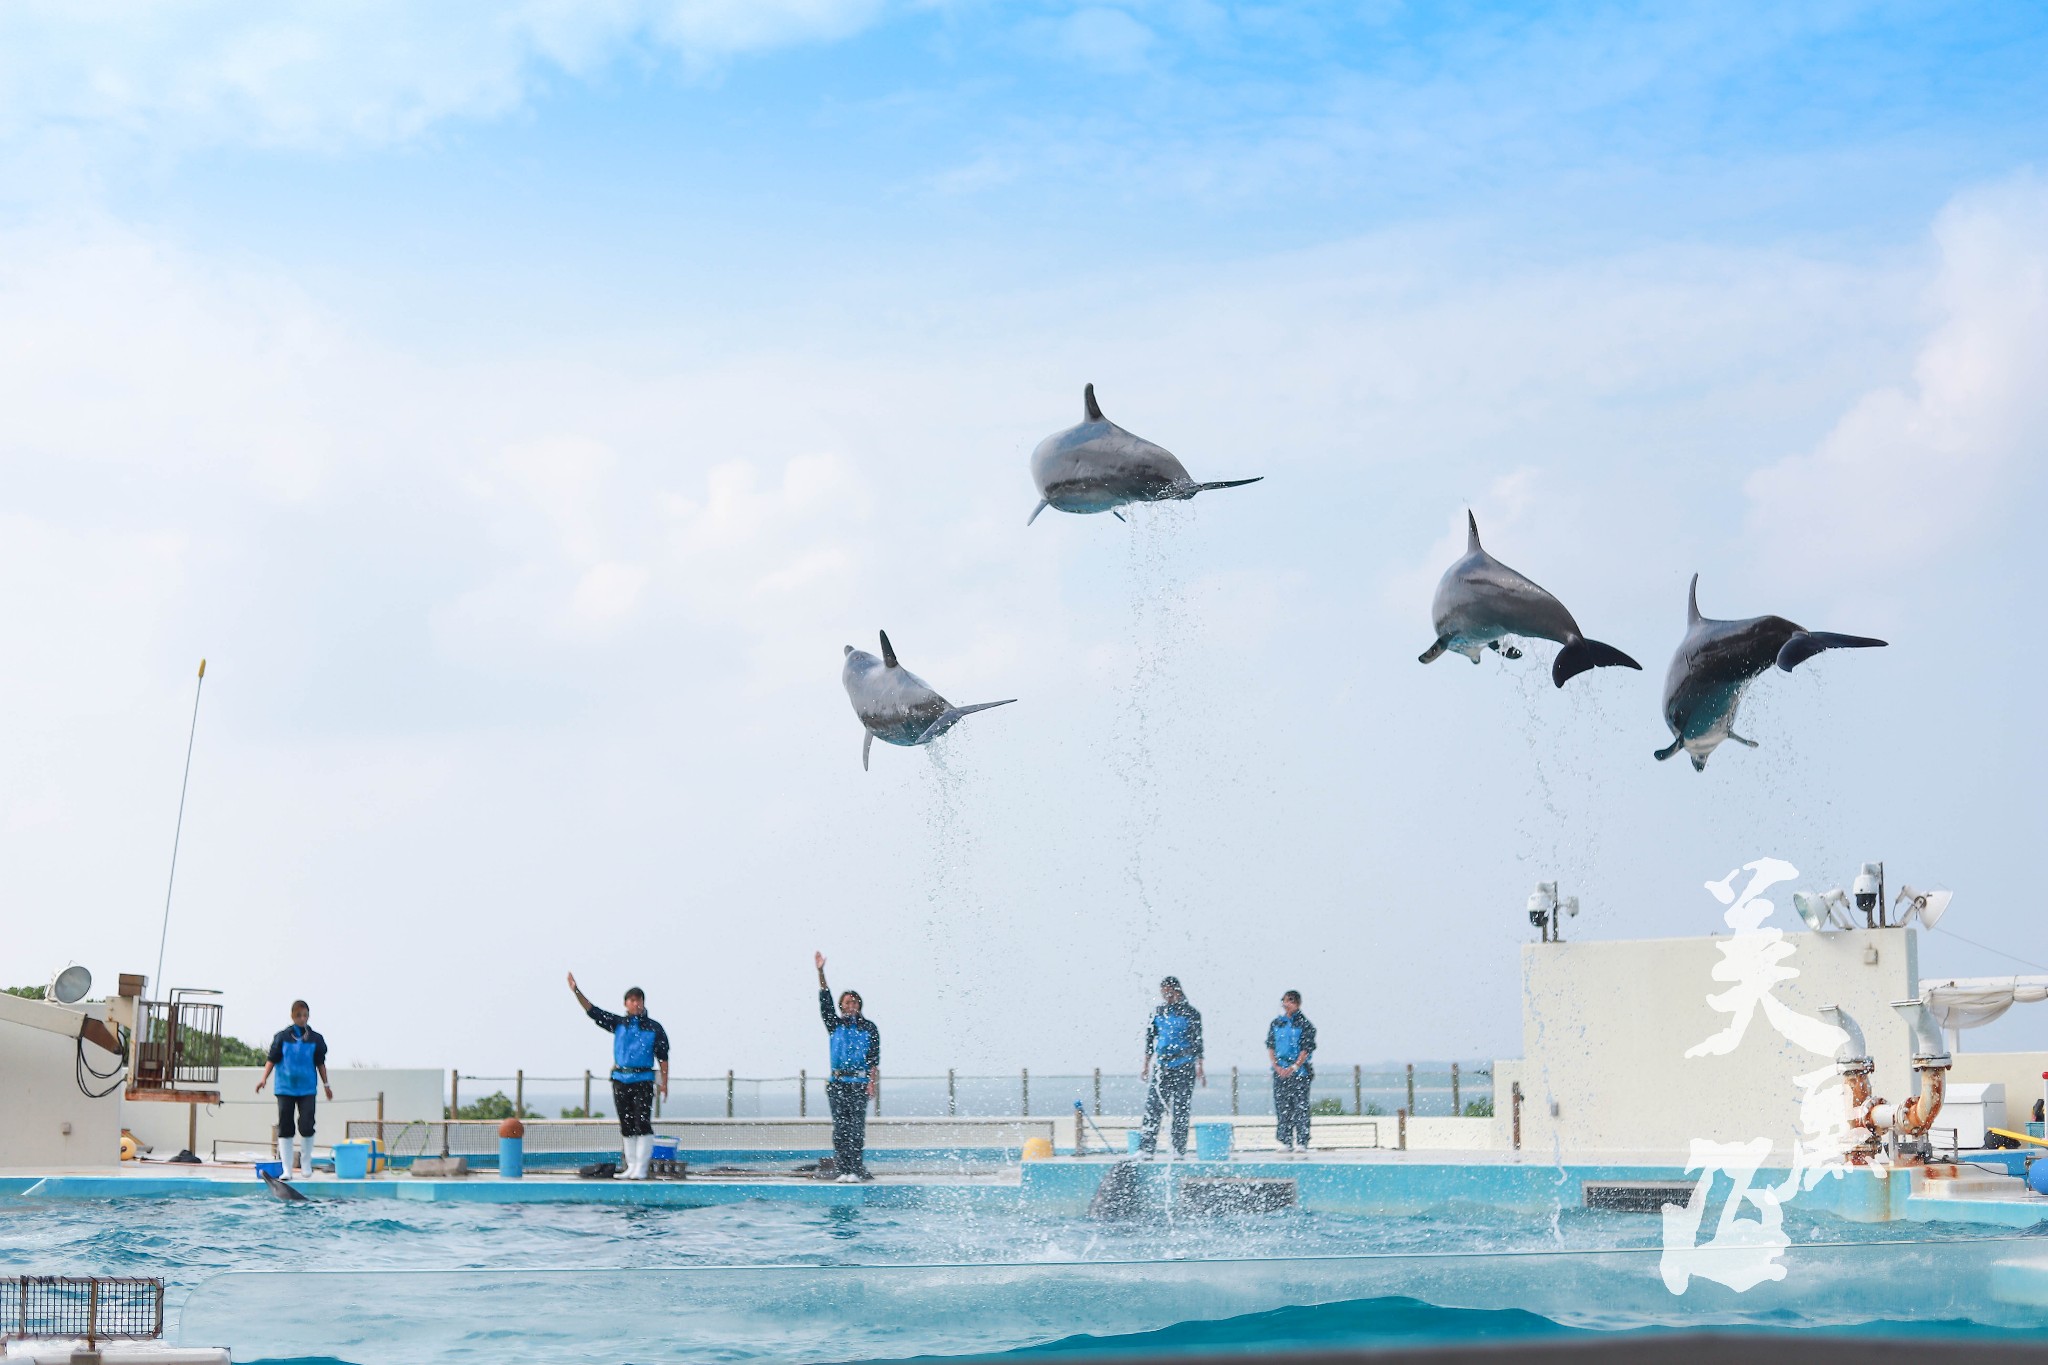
xmin=1794 ymin=892 xmax=1832 ymax=932
xmin=1893 ymin=886 xmax=1952 ymax=930
xmin=47 ymin=964 xmax=91 ymax=1005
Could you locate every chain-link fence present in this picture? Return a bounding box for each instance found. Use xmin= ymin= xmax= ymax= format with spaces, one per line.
xmin=447 ymin=1064 xmax=1492 ymax=1122
xmin=1 ymin=1277 xmax=164 ymax=1343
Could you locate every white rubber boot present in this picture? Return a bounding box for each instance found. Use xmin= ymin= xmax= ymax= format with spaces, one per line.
xmin=631 ymin=1135 xmax=652 ymax=1179
xmin=299 ymin=1142 xmax=316 ymax=1178
xmin=278 ymin=1137 xmax=295 ymax=1176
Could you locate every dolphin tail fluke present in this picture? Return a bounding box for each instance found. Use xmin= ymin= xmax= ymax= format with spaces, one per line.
xmin=1654 ymin=738 xmax=1684 ymax=763
xmin=862 ymin=730 xmax=873 ymax=772
xmin=1027 ymin=499 xmax=1049 ymax=526
xmin=1551 ymin=638 xmax=1642 ymax=687
xmin=1193 ymin=477 xmax=1262 ymax=495
xmin=916 ymin=699 xmax=1016 ymax=744
xmin=1419 ymin=638 xmax=1448 ymax=665
xmin=1776 ymin=631 xmax=1887 ymax=672
xmin=879 ymin=631 xmax=899 ymax=668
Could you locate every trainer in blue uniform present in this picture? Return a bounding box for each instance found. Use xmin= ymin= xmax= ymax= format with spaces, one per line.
xmin=1138 ymin=976 xmax=1205 ymax=1159
xmin=1267 ymin=990 xmax=1318 ymax=1152
xmin=255 ymin=1000 xmax=332 ymax=1180
xmin=567 ymin=971 xmax=670 ymax=1180
xmin=815 ymin=951 xmax=880 ymax=1183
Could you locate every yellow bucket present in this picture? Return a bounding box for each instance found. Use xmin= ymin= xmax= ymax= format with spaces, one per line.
xmin=1020 ymin=1137 xmax=1055 ymax=1162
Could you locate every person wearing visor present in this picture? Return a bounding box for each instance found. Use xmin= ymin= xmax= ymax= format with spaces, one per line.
xmin=1267 ymin=990 xmax=1318 ymax=1153
xmin=1138 ymin=976 xmax=1205 ymax=1159
xmin=255 ymin=1000 xmax=332 ymax=1180
xmin=568 ymin=972 xmax=670 ymax=1180
xmin=816 ymin=951 xmax=880 ymax=1183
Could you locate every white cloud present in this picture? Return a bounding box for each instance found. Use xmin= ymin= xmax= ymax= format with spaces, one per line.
xmin=0 ymin=0 xmax=887 ymax=152
xmin=1745 ymin=174 xmax=2048 ymax=585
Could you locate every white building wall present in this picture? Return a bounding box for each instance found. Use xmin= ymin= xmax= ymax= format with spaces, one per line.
xmin=0 ymin=996 xmax=124 ymax=1168
xmin=121 ymin=1067 xmax=446 ymax=1157
xmin=1513 ymin=927 xmax=1921 ymax=1160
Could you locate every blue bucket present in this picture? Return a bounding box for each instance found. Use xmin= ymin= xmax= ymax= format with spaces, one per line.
xmin=651 ymin=1140 xmax=678 ymax=1162
xmin=331 ymin=1142 xmax=370 ymax=1180
xmin=1126 ymin=1130 xmax=1143 ymax=1154
xmin=1193 ymin=1122 xmax=1233 ymax=1161
xmin=253 ymin=1161 xmax=283 ymax=1181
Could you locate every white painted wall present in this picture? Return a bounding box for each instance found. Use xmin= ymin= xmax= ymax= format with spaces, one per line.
xmin=1512 ymin=927 xmax=1921 ymax=1160
xmin=121 ymin=1067 xmax=445 ymax=1157
xmin=0 ymin=993 xmax=124 ymax=1168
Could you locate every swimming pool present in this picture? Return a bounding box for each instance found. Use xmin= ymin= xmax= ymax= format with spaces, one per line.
xmin=8 ymin=1186 xmax=2045 ymax=1361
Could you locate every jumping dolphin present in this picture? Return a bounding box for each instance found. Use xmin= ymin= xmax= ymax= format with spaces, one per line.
xmin=1419 ymin=512 xmax=1642 ymax=687
xmin=1656 ymin=575 xmax=1887 ymax=770
xmin=842 ymin=631 xmax=1015 ymax=770
xmin=1027 ymin=384 xmax=1261 ymax=524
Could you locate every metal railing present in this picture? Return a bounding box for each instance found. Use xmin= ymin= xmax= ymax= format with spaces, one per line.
xmin=443 ymin=1064 xmax=1491 ymax=1122
xmin=129 ymin=994 xmax=223 ymax=1094
xmin=2 ymin=1277 xmax=164 ymax=1344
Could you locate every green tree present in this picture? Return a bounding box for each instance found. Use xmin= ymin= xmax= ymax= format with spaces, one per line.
xmin=449 ymin=1090 xmax=538 ymax=1121
xmin=220 ymin=1035 xmax=268 ymax=1067
xmin=1462 ymin=1098 xmax=1494 ymax=1118
xmin=1308 ymin=1097 xmax=1346 ymax=1116
xmin=4 ymin=985 xmax=47 ymax=999
xmin=559 ymin=1105 xmax=607 ymax=1119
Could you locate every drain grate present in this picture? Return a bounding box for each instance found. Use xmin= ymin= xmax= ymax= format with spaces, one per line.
xmin=1583 ymin=1180 xmax=1695 ymax=1213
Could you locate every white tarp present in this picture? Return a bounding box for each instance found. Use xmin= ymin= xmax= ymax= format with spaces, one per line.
xmin=1921 ymin=975 xmax=2048 ymax=1031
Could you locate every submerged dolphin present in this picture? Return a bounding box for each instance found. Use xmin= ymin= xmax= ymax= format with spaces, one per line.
xmin=842 ymin=631 xmax=1015 ymax=771
xmin=1656 ymin=575 xmax=1887 ymax=770
xmin=262 ymin=1172 xmax=307 ymax=1202
xmin=1420 ymin=512 xmax=1641 ymax=687
xmin=1027 ymin=384 xmax=1261 ymax=524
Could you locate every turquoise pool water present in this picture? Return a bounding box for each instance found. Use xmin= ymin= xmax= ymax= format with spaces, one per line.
xmin=7 ymin=1191 xmax=2044 ymax=1361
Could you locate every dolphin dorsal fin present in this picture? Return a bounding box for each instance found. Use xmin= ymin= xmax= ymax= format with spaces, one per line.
xmin=1083 ymin=383 xmax=1104 ymax=423
xmin=879 ymin=630 xmax=898 ymax=668
xmin=1466 ymin=510 xmax=1481 ymax=553
xmin=1687 ymin=574 xmax=1701 ymax=625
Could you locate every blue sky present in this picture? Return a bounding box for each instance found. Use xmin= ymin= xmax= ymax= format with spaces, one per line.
xmin=2 ymin=1 xmax=2045 ymax=1082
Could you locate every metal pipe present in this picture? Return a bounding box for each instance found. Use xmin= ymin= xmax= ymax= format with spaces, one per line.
xmin=515 ymin=1069 xmax=523 ymax=1117
xmin=1451 ymin=1062 xmax=1460 ymax=1114
xmin=1353 ymin=1064 xmax=1362 ymax=1116
xmin=1231 ymin=1065 xmax=1239 ymax=1116
xmin=583 ymin=1070 xmax=592 ymax=1118
xmin=1397 ymin=1107 xmax=1407 ymax=1151
xmin=947 ymin=1069 xmax=955 ymax=1117
xmin=1511 ymin=1082 xmax=1523 ymax=1150
xmin=450 ymin=1070 xmax=459 ymax=1120
xmin=1093 ymin=1067 xmax=1101 ymax=1117
xmin=1022 ymin=1068 xmax=1029 ymax=1117
xmin=799 ymin=1069 xmax=807 ymax=1118
xmin=726 ymin=1070 xmax=735 ymax=1119
xmin=1405 ymin=1063 xmax=1415 ymax=1114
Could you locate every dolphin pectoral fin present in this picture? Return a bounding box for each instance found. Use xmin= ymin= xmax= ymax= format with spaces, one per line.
xmin=1111 ymin=508 xmax=1126 ymax=522
xmin=1551 ymin=638 xmax=1642 ymax=688
xmin=1776 ymin=631 xmax=1888 ymax=672
xmin=1193 ymin=477 xmax=1262 ymax=494
xmin=1028 ymin=500 xmax=1049 ymax=526
xmin=1419 ymin=638 xmax=1448 ymax=664
xmin=1654 ymin=738 xmax=1684 ymax=762
xmin=862 ymin=730 xmax=873 ymax=771
xmin=916 ymin=699 xmax=1017 ymax=744
xmin=1727 ymin=731 xmax=1760 ymax=749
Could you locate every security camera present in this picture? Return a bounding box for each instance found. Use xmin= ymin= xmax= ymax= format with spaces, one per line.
xmin=1852 ymin=862 xmax=1884 ymax=926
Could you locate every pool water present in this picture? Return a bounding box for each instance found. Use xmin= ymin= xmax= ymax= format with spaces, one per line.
xmin=8 ymin=1194 xmax=2044 ymax=1361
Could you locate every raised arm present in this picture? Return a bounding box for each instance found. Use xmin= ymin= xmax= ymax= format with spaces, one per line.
xmin=568 ymin=971 xmax=593 ymax=1012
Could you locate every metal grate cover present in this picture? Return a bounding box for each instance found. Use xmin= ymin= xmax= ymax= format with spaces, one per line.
xmin=2 ymin=1276 xmax=164 ymax=1341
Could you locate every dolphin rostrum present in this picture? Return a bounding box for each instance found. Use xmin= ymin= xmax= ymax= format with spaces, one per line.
xmin=842 ymin=631 xmax=1015 ymax=770
xmin=262 ymin=1172 xmax=307 ymax=1202
xmin=1028 ymin=384 xmax=1261 ymax=524
xmin=1656 ymin=575 xmax=1886 ymax=770
xmin=1419 ymin=512 xmax=1641 ymax=687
